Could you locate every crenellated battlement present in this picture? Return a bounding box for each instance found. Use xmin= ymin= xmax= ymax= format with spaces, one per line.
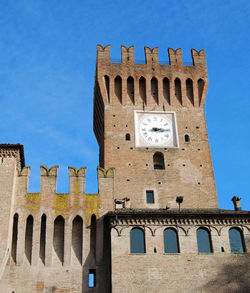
xmin=97 ymin=44 xmax=206 ymax=67
xmin=95 ymin=45 xmax=208 ymax=109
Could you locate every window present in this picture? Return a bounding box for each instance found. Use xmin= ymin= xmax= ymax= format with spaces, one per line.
xmin=151 ymin=77 xmax=158 ymax=104
xmin=125 ymin=133 xmax=131 ymax=141
xmin=130 ymin=228 xmax=145 ymax=253
xmin=185 ymin=134 xmax=190 ymax=142
xmin=53 ymin=216 xmax=65 ymax=264
xmin=175 ymin=78 xmax=182 ymax=105
xmin=229 ymin=228 xmax=245 ymax=253
xmin=198 ymin=79 xmax=204 ymax=105
xmin=39 ymin=214 xmax=46 ymax=264
xmin=25 ymin=215 xmax=34 ymax=264
xmin=115 ymin=75 xmax=122 ymax=104
xmin=153 ymin=152 xmax=165 ymax=169
xmin=197 ymin=228 xmax=212 ymax=253
xmin=11 ymin=213 xmax=18 ymax=263
xmin=186 ymin=78 xmax=194 ymax=105
xmin=163 ymin=77 xmax=170 ymax=104
xmin=88 ymin=269 xmax=96 ymax=287
xmin=164 ymin=228 xmax=179 ymax=253
xmin=146 ymin=190 xmax=154 ymax=204
xmin=139 ymin=76 xmax=146 ymax=103
xmin=127 ymin=76 xmax=134 ymax=104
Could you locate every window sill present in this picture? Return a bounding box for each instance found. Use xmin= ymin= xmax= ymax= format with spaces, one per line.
xmin=163 ymin=253 xmax=180 ymax=255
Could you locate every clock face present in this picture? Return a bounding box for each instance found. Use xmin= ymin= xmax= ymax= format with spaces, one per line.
xmin=139 ymin=115 xmax=172 ymax=146
xmin=134 ymin=111 xmax=178 ymax=148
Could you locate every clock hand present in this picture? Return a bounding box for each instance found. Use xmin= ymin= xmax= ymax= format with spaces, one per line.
xmin=149 ymin=127 xmax=170 ymax=132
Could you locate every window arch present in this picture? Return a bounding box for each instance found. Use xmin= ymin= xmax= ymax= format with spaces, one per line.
xmin=104 ymin=75 xmax=110 ymax=102
xmin=40 ymin=214 xmax=46 ymax=264
xmin=229 ymin=228 xmax=245 ymax=253
xmin=197 ymin=228 xmax=212 ymax=253
xmin=130 ymin=228 xmax=145 ymax=253
xmin=11 ymin=213 xmax=18 ymax=263
xmin=163 ymin=77 xmax=170 ymax=104
xmin=114 ymin=75 xmax=122 ymax=104
xmin=184 ymin=134 xmax=190 ymax=142
xmin=153 ymin=152 xmax=165 ymax=170
xmin=25 ymin=215 xmax=34 ymax=264
xmin=53 ymin=215 xmax=65 ymax=264
xmin=127 ymin=76 xmax=134 ymax=104
xmin=72 ymin=216 xmax=83 ymax=264
xmin=164 ymin=228 xmax=179 ymax=253
xmin=125 ymin=133 xmax=131 ymax=141
xmin=151 ymin=77 xmax=158 ymax=104
xmin=139 ymin=76 xmax=146 ymax=103
xmin=186 ymin=78 xmax=194 ymax=105
xmin=175 ymin=78 xmax=182 ymax=105
xmin=198 ymin=79 xmax=204 ymax=105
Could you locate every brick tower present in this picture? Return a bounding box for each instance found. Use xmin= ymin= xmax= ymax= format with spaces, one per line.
xmin=94 ymin=45 xmax=218 ymax=211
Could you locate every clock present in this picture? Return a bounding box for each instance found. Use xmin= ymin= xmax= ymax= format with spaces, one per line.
xmin=134 ymin=111 xmax=179 ymax=148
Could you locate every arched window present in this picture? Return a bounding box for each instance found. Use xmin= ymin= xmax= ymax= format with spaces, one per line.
xmin=164 ymin=228 xmax=179 ymax=253
xmin=104 ymin=75 xmax=110 ymax=102
xmin=163 ymin=77 xmax=170 ymax=104
xmin=53 ymin=215 xmax=65 ymax=264
xmin=115 ymin=75 xmax=122 ymax=104
xmin=198 ymin=79 xmax=204 ymax=105
xmin=40 ymin=214 xmax=46 ymax=264
xmin=90 ymin=214 xmax=96 ymax=255
xmin=151 ymin=77 xmax=158 ymax=104
xmin=139 ymin=76 xmax=146 ymax=103
xmin=185 ymin=134 xmax=190 ymax=142
xmin=125 ymin=133 xmax=131 ymax=141
xmin=197 ymin=228 xmax=212 ymax=253
xmin=153 ymin=152 xmax=165 ymax=170
xmin=186 ymin=78 xmax=194 ymax=105
xmin=11 ymin=213 xmax=18 ymax=263
xmin=127 ymin=76 xmax=134 ymax=104
xmin=72 ymin=216 xmax=83 ymax=264
xmin=229 ymin=228 xmax=245 ymax=253
xmin=25 ymin=215 xmax=34 ymax=264
xmin=130 ymin=228 xmax=145 ymax=253
xmin=175 ymin=78 xmax=182 ymax=105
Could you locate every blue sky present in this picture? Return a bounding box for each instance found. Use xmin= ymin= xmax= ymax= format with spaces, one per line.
xmin=0 ymin=0 xmax=249 ymax=210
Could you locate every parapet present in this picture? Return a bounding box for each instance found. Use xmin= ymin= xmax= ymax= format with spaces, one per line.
xmin=13 ymin=164 xmax=87 ymax=195
xmin=96 ymin=44 xmax=207 ymax=68
xmin=0 ymin=144 xmax=25 ymax=170
xmin=95 ymin=45 xmax=208 ymax=108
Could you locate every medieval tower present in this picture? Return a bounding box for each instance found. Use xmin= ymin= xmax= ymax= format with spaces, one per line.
xmin=0 ymin=45 xmax=249 ymax=292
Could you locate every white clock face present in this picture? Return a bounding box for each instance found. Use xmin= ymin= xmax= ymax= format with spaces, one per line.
xmin=139 ymin=115 xmax=172 ymax=146
xmin=134 ymin=111 xmax=179 ymax=148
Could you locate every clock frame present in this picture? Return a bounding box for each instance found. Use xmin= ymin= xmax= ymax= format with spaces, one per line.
xmin=134 ymin=111 xmax=179 ymax=148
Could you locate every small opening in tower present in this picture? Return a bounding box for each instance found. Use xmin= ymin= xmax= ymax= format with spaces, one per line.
xmin=185 ymin=134 xmax=190 ymax=142
xmin=151 ymin=77 xmax=158 ymax=104
xmin=153 ymin=152 xmax=165 ymax=170
xmin=146 ymin=190 xmax=154 ymax=204
xmin=88 ymin=269 xmax=96 ymax=288
xmin=126 ymin=133 xmax=131 ymax=141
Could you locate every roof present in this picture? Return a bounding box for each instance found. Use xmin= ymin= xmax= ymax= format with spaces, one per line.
xmin=108 ymin=208 xmax=250 ymax=218
xmin=0 ymin=144 xmax=25 ymax=168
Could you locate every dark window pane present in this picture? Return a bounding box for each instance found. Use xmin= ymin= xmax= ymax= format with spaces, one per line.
xmin=154 ymin=164 xmax=163 ymax=170
xmin=229 ymin=228 xmax=244 ymax=253
xmin=130 ymin=228 xmax=145 ymax=253
xmin=164 ymin=229 xmax=179 ymax=253
xmin=197 ymin=228 xmax=212 ymax=253
xmin=146 ymin=191 xmax=154 ymax=204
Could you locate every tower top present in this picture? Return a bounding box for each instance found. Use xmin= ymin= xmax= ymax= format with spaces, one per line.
xmin=96 ymin=44 xmax=207 ymax=68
